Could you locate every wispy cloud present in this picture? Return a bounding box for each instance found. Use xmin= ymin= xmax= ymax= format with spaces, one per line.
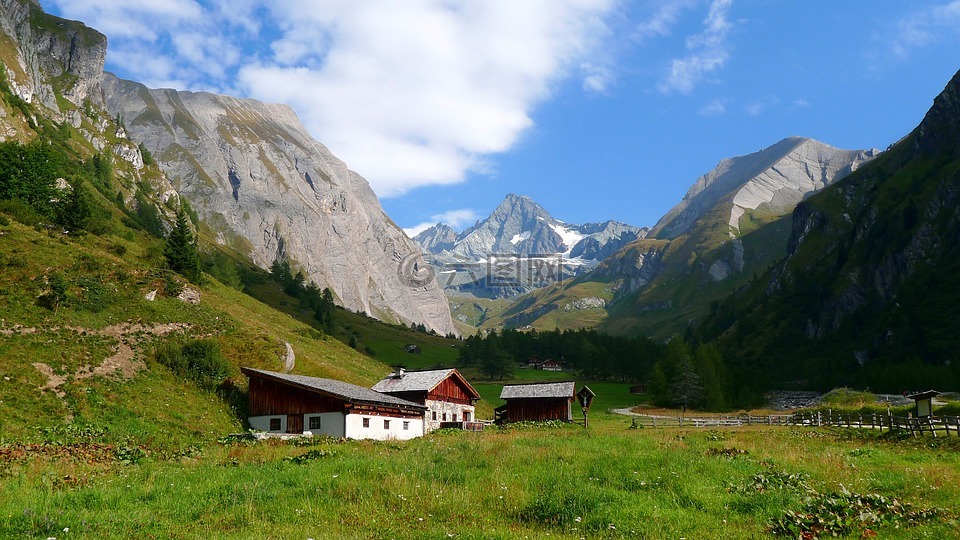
xmin=698 ymin=98 xmax=727 ymax=116
xmin=403 ymin=208 xmax=482 ymax=238
xmin=633 ymin=0 xmax=696 ymax=44
xmin=658 ymin=0 xmax=734 ymax=95
xmin=49 ymin=0 xmax=619 ymax=198
xmin=891 ymin=1 xmax=960 ymax=59
xmin=744 ymin=96 xmax=780 ymax=117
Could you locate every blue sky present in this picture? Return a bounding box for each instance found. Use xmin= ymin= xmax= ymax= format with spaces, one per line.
xmin=44 ymin=1 xmax=960 ymax=234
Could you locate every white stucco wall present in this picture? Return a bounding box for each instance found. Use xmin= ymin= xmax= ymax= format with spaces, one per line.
xmin=303 ymin=412 xmax=346 ymax=438
xmin=248 ymin=415 xmax=286 ymax=433
xmin=344 ymin=414 xmax=424 ymax=440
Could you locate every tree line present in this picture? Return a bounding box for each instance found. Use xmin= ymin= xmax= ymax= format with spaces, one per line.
xmin=269 ymin=258 xmax=335 ymax=332
xmin=458 ymin=328 xmax=742 ymax=411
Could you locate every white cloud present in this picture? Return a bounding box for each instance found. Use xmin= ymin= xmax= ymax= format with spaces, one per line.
xmin=403 ymin=208 xmax=482 ymax=237
xmin=891 ymin=1 xmax=960 ymax=59
xmin=51 ymin=0 xmax=619 ymax=198
xmin=658 ymin=0 xmax=734 ymax=94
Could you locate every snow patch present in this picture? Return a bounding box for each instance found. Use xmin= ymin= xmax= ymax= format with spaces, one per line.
xmin=549 ymin=223 xmax=585 ymax=255
xmin=510 ymin=231 xmax=531 ymax=245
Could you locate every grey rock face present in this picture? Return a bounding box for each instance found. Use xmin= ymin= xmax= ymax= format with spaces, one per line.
xmin=0 ymin=0 xmax=107 ymax=115
xmin=412 ymin=223 xmax=458 ymax=253
xmin=652 ymin=137 xmax=877 ymax=240
xmin=103 ymin=75 xmax=455 ymax=335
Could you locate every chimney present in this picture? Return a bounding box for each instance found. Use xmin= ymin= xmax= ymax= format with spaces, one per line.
xmin=393 ymin=367 xmax=405 ymax=379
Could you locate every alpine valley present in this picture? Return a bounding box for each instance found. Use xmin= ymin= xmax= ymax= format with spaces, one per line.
xmin=3 ymin=2 xmax=960 ymax=537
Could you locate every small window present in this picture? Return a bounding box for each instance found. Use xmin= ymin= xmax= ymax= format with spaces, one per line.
xmin=403 ymin=421 xmax=410 ymax=430
xmin=464 ymin=411 xmax=471 ymax=422
xmin=309 ymin=416 xmax=321 ymax=430
xmin=384 ymin=419 xmax=390 ymax=430
xmin=452 ymin=413 xmax=458 ymax=422
xmin=362 ymin=417 xmax=370 ymax=428
xmin=269 ymin=418 xmax=281 ymax=431
xmin=442 ymin=412 xmax=447 ymax=421
xmin=431 ymin=411 xmax=437 ymax=421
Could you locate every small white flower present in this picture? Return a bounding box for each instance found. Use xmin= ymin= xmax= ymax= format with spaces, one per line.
xmin=574 ymin=517 xmax=582 ymax=523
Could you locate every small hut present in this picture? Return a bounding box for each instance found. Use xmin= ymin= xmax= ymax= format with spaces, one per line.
xmin=494 ymin=381 xmax=575 ymax=424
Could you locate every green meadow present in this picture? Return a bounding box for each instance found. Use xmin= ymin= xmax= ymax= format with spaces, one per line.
xmin=2 ymin=417 xmax=959 ymax=539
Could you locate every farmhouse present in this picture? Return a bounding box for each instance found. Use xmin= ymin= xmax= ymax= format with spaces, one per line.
xmin=241 ymin=367 xmax=427 ymax=440
xmin=495 ymin=381 xmax=575 ymax=424
xmin=372 ymin=368 xmax=481 ymax=431
xmin=539 ymin=359 xmax=562 ymax=371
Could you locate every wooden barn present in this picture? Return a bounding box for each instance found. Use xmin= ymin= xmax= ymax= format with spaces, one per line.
xmin=241 ymin=368 xmax=426 ymax=440
xmin=372 ymin=368 xmax=482 ymax=431
xmin=494 ymin=381 xmax=575 ymax=424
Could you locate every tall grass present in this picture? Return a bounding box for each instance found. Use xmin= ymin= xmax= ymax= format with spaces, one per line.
xmin=2 ymin=421 xmax=957 ymax=539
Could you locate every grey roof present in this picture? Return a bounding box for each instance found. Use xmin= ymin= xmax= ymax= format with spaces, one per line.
xmin=500 ymin=381 xmax=575 ymax=400
xmin=372 ymin=369 xmax=480 ymax=399
xmin=241 ymin=368 xmax=425 ymax=409
xmin=372 ymin=368 xmax=453 ymax=393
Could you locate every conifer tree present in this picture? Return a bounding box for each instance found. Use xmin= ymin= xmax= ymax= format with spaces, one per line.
xmin=164 ymin=207 xmax=202 ymax=283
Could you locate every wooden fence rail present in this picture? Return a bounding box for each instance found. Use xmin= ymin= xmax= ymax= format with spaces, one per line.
xmin=626 ymin=411 xmax=960 ymax=438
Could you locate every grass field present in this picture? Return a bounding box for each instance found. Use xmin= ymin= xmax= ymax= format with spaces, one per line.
xmin=2 ymin=417 xmax=958 ymax=539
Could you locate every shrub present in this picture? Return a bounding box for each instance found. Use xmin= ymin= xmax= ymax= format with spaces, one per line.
xmin=152 ymin=338 xmax=230 ymax=390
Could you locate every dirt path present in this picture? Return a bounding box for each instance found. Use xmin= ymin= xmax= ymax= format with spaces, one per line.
xmin=13 ymin=323 xmax=191 ymax=413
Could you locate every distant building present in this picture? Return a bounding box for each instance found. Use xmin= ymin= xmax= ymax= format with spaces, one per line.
xmin=404 ymin=344 xmax=421 ymax=354
xmin=495 ymin=381 xmax=575 ymax=424
xmin=372 ymin=368 xmax=482 ymax=431
xmin=527 ymin=355 xmax=545 ymax=367
xmin=539 ymin=359 xmax=562 ymax=371
xmin=242 ymin=368 xmax=426 ymax=440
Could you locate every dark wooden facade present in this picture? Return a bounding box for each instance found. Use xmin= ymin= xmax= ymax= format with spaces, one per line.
xmin=248 ymin=376 xmax=345 ymax=417
xmin=496 ymin=397 xmax=572 ymax=423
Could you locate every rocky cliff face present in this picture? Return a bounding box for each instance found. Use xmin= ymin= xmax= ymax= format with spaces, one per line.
xmin=103 ymin=75 xmax=455 ymax=335
xmin=0 ymin=0 xmax=172 ymax=209
xmin=0 ymin=0 xmax=106 ymax=117
xmin=412 ymin=223 xmax=457 ymax=253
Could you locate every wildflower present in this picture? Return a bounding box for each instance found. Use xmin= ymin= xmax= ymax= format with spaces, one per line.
xmin=574 ymin=517 xmax=582 ymax=523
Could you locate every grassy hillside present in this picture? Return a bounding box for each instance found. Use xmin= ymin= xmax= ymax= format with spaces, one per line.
xmin=0 ymin=213 xmax=393 ymax=445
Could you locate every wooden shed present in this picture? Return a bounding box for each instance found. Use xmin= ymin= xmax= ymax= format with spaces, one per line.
xmin=494 ymin=381 xmax=575 ymax=424
xmin=372 ymin=368 xmax=481 ymax=431
xmin=242 ymin=367 xmax=427 ymax=440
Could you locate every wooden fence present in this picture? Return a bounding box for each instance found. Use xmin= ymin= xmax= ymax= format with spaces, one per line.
xmin=626 ymin=411 xmax=960 ymax=437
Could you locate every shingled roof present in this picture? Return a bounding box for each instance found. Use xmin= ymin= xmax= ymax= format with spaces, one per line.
xmin=241 ymin=368 xmax=426 ymax=410
xmin=372 ymin=368 xmax=481 ymax=399
xmin=500 ymin=381 xmax=575 ymax=400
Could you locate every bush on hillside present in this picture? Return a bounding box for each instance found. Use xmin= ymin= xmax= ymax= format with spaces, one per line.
xmin=152 ymin=338 xmax=230 ymax=391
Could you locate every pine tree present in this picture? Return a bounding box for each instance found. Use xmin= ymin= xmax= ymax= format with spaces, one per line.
xmin=164 ymin=207 xmax=202 ymax=283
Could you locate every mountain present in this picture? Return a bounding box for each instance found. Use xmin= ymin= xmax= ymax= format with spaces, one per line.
xmin=413 ymin=193 xmax=647 ymax=299
xmin=102 ymin=75 xmax=455 ymax=336
xmin=413 ymin=223 xmax=458 ymax=253
xmin=496 ymin=138 xmax=877 ymax=335
xmin=697 ymin=68 xmax=960 ymax=392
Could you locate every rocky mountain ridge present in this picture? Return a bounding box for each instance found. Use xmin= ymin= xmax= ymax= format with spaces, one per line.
xmin=103 ymin=75 xmax=455 ymax=335
xmin=413 ymin=193 xmax=646 ymax=298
